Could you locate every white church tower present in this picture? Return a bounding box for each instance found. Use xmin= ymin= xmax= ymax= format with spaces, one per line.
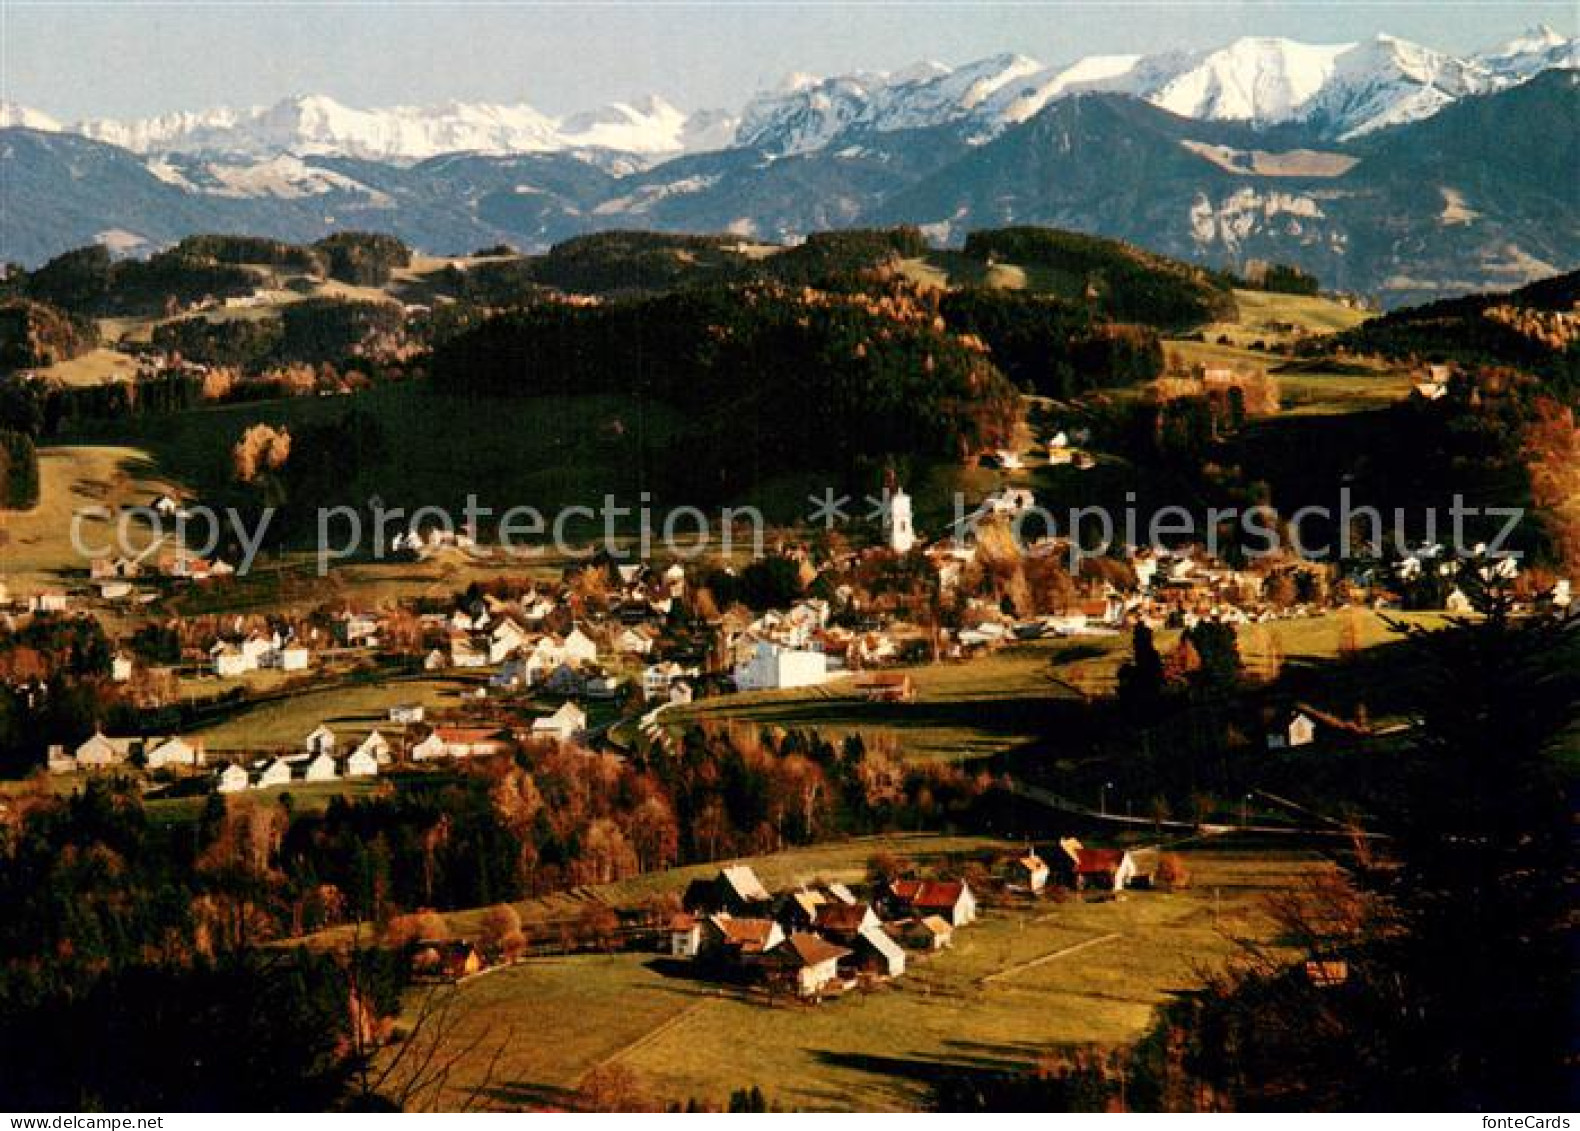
xmin=888 ymin=485 xmax=916 ymax=554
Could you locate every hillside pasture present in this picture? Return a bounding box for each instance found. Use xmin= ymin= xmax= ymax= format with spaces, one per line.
xmin=1 ymin=444 xmax=183 ymax=593
xmin=385 ymin=844 xmax=1327 ymax=1111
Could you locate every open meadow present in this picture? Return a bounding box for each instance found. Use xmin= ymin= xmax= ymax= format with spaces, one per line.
xmin=0 ymin=444 xmax=181 ymax=594
xmin=385 ymin=842 xmax=1327 ymax=1111
xmin=663 ymin=610 xmax=1444 ymax=764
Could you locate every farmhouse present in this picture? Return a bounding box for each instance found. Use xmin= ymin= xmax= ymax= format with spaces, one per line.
xmin=1009 ymin=850 xmax=1050 ymax=892
xmin=303 ymin=750 xmax=339 ymax=782
xmin=882 ymin=879 xmax=977 ymax=926
xmin=216 ymin=763 xmax=250 ymax=793
xmin=848 ymin=926 xmax=907 ymax=979
xmin=699 ymin=915 xmax=785 ymax=966
xmin=304 ymin=725 xmax=337 ymax=756
xmin=812 ymin=902 xmax=882 ymax=941
xmin=684 ymin=865 xmax=773 ymax=916
xmin=1057 ymin=838 xmax=1139 ymax=893
xmin=411 ymin=940 xmax=484 ymax=981
xmin=893 ymin=915 xmax=954 ymax=951
xmin=764 ymin=933 xmax=849 ymax=998
xmin=211 ymin=642 xmax=250 ymax=678
xmin=668 ymin=913 xmax=703 ymax=958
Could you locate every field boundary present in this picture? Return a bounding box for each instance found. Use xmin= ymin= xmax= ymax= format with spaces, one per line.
xmin=979 ymin=931 xmax=1123 ymax=986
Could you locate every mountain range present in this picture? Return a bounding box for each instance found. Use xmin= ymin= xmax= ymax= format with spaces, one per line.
xmin=6 ymin=27 xmax=1571 ymax=160
xmin=1 ymin=28 xmax=1575 ymax=303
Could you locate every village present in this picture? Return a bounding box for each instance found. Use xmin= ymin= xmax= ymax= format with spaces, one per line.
xmin=16 ymin=427 xmax=1569 ymax=797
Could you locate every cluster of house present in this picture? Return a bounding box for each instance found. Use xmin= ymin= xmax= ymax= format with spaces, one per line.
xmin=665 ymin=864 xmax=978 ymax=999
xmin=46 ymin=692 xmax=590 ymax=786
xmin=210 ymin=629 xmax=312 ymax=677
xmin=661 ymin=843 xmax=1156 ymax=1000
xmin=48 ymin=732 xmax=207 ymax=775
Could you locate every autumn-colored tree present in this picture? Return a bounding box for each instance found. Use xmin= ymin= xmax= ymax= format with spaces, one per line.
xmin=384 ymin=910 xmax=450 ymax=949
xmin=478 ymin=903 xmax=526 ymax=962
xmin=577 ymin=1063 xmax=650 ymax=1112
xmin=231 ymin=422 xmax=291 ymax=483
xmin=1155 ymin=853 xmax=1190 ymax=890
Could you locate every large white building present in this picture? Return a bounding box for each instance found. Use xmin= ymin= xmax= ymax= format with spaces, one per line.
xmin=733 ymin=640 xmax=828 ymax=692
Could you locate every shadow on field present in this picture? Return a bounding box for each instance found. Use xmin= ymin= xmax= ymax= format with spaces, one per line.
xmin=479 ymin=1079 xmax=579 ymax=1110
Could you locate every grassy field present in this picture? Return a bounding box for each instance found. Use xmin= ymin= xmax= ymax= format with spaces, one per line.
xmin=1206 ymin=288 xmax=1373 ymax=345
xmin=388 ymin=843 xmax=1326 ymax=1111
xmin=1 ymin=444 xmax=182 ymax=594
xmin=30 ymin=347 xmax=141 ymax=387
xmin=666 ymin=638 xmax=1107 ymax=763
xmin=191 ymin=672 xmax=489 ymax=752
xmin=662 ymin=610 xmax=1440 ymax=765
xmin=1161 ymin=337 xmax=1413 ymax=417
xmin=143 ymin=776 xmax=385 ymax=825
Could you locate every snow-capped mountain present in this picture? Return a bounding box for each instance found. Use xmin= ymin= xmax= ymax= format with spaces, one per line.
xmin=736 ymin=27 xmax=1576 ymax=152
xmin=1476 ymin=23 xmax=1579 ymax=81
xmin=0 ymin=102 xmax=62 ymax=132
xmin=3 ymin=26 xmax=1572 ymax=163
xmin=28 ymin=93 xmax=732 ymax=162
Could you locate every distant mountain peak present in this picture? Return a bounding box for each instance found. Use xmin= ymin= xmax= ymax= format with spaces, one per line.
xmin=8 ymin=28 xmax=1575 ymax=163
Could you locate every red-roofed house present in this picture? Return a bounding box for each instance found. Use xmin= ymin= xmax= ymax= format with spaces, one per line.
xmin=764 ymin=933 xmax=850 ymax=998
xmin=1057 ymin=837 xmax=1139 ymax=893
xmin=881 ymin=879 xmax=977 ymax=926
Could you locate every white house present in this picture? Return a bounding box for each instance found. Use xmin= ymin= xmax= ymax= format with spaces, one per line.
xmin=216 ymin=763 xmax=250 ymax=793
xmin=239 ymin=634 xmax=274 ymax=669
xmin=303 ymin=750 xmax=339 ymax=782
xmin=409 ymin=733 xmax=446 ymax=761
xmin=854 ymin=925 xmax=907 ymax=978
xmin=562 ymin=627 xmax=599 ymax=666
xmin=211 ymin=643 xmax=250 ymax=678
xmin=531 ymin=702 xmax=587 ymax=742
xmin=489 ymin=619 xmax=531 ymax=664
xmin=733 ymin=640 xmax=828 ymax=692
xmin=274 ymin=644 xmax=310 ymax=672
xmin=766 ymin=934 xmax=850 ymax=998
xmin=669 ymin=914 xmax=703 ymax=958
xmin=257 ymin=758 xmax=293 ymax=789
xmin=47 ymin=745 xmax=76 ymax=774
xmin=75 ymin=731 xmax=133 ymax=768
xmin=344 ymin=745 xmax=381 ymax=778
xmin=353 ymin=730 xmax=392 ymax=765
xmin=146 ymin=736 xmax=204 ymax=770
xmin=389 ymin=703 xmax=425 ymax=725
xmin=110 ymin=653 xmax=134 ymax=683
xmin=1267 ymin=710 xmax=1317 ymax=750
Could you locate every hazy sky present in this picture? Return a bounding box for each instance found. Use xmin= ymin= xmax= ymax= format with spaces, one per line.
xmin=4 ymin=1 xmax=1575 ymax=120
